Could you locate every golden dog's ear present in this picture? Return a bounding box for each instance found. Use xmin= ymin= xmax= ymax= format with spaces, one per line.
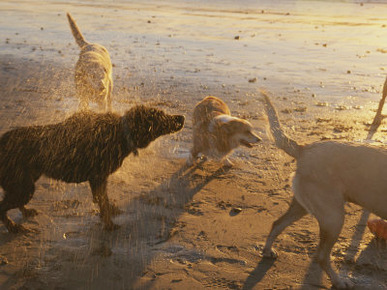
xmin=220 ymin=119 xmax=240 ymax=134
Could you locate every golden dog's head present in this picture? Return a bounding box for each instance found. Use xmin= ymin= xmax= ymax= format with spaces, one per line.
xmin=213 ymin=115 xmax=261 ymax=150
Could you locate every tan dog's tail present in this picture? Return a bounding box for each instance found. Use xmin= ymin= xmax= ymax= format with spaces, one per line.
xmin=261 ymin=90 xmax=302 ymax=159
xmin=67 ymin=13 xmax=87 ymax=48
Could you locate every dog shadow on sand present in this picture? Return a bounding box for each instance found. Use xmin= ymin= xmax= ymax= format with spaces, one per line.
xmin=299 ymin=210 xmax=386 ymax=289
xmin=23 ymin=160 xmax=232 ymax=289
xmin=243 ymin=209 xmax=386 ymax=290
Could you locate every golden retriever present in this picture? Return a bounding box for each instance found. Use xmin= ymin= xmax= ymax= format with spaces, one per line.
xmin=187 ymin=96 xmax=261 ymax=167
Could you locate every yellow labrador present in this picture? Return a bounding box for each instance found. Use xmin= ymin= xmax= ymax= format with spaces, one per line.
xmin=261 ymin=91 xmax=387 ymax=289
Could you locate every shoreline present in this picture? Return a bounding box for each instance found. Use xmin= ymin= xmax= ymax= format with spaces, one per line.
xmin=2 ymin=0 xmax=386 ymax=105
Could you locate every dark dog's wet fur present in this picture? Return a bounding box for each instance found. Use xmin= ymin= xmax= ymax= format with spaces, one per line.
xmin=0 ymin=106 xmax=185 ymax=232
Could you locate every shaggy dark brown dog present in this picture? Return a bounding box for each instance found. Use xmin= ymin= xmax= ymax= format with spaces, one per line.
xmin=0 ymin=106 xmax=185 ymax=233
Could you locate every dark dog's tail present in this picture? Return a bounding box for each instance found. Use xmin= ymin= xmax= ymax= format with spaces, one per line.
xmin=261 ymin=90 xmax=302 ymax=159
xmin=66 ymin=13 xmax=87 ymax=48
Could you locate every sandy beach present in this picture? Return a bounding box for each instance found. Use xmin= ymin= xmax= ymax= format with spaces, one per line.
xmin=0 ymin=0 xmax=386 ymax=289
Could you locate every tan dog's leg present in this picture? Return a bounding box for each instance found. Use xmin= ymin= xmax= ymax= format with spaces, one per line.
xmin=263 ymin=177 xmax=353 ymax=288
xmin=296 ymin=177 xmax=353 ymax=289
xmin=89 ymin=178 xmax=120 ymax=231
xmin=312 ymin=201 xmax=352 ymax=288
xmin=77 ymin=85 xmax=89 ymax=111
xmin=262 ymin=198 xmax=307 ymax=258
xmin=316 ymin=220 xmax=351 ymax=289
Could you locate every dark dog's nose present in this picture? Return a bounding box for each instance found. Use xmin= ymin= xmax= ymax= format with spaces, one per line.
xmin=174 ymin=115 xmax=185 ymax=127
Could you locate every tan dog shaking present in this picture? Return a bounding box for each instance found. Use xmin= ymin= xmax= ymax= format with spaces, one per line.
xmin=67 ymin=13 xmax=113 ymax=112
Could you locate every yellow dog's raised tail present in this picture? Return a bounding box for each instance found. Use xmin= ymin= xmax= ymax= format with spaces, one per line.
xmin=261 ymin=90 xmax=302 ymax=159
xmin=66 ymin=13 xmax=87 ymax=48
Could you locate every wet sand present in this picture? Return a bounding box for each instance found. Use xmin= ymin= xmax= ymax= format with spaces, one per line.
xmin=0 ymin=1 xmax=386 ymax=289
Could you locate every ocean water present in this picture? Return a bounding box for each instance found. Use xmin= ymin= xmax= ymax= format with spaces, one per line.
xmin=1 ymin=0 xmax=386 ymax=106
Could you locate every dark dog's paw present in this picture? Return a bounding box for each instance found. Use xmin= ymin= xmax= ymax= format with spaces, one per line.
xmin=20 ymin=208 xmax=39 ymax=218
xmin=7 ymin=223 xmax=28 ymax=234
xmin=332 ymin=276 xmax=354 ymax=289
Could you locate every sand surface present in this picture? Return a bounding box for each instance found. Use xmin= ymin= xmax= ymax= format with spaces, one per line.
xmin=0 ymin=1 xmax=386 ymax=289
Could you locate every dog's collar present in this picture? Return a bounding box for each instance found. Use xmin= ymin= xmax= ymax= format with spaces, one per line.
xmin=121 ymin=116 xmax=137 ymax=155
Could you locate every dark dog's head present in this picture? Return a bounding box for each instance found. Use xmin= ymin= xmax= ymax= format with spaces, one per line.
xmin=122 ymin=105 xmax=185 ymax=149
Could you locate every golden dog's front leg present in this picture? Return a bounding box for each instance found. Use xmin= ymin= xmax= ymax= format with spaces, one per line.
xmin=89 ymin=178 xmax=120 ymax=231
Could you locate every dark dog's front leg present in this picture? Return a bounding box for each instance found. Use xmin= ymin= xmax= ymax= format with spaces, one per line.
xmin=89 ymin=178 xmax=120 ymax=231
xmin=0 ymin=211 xmax=26 ymax=233
xmin=19 ymin=206 xmax=38 ymax=218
